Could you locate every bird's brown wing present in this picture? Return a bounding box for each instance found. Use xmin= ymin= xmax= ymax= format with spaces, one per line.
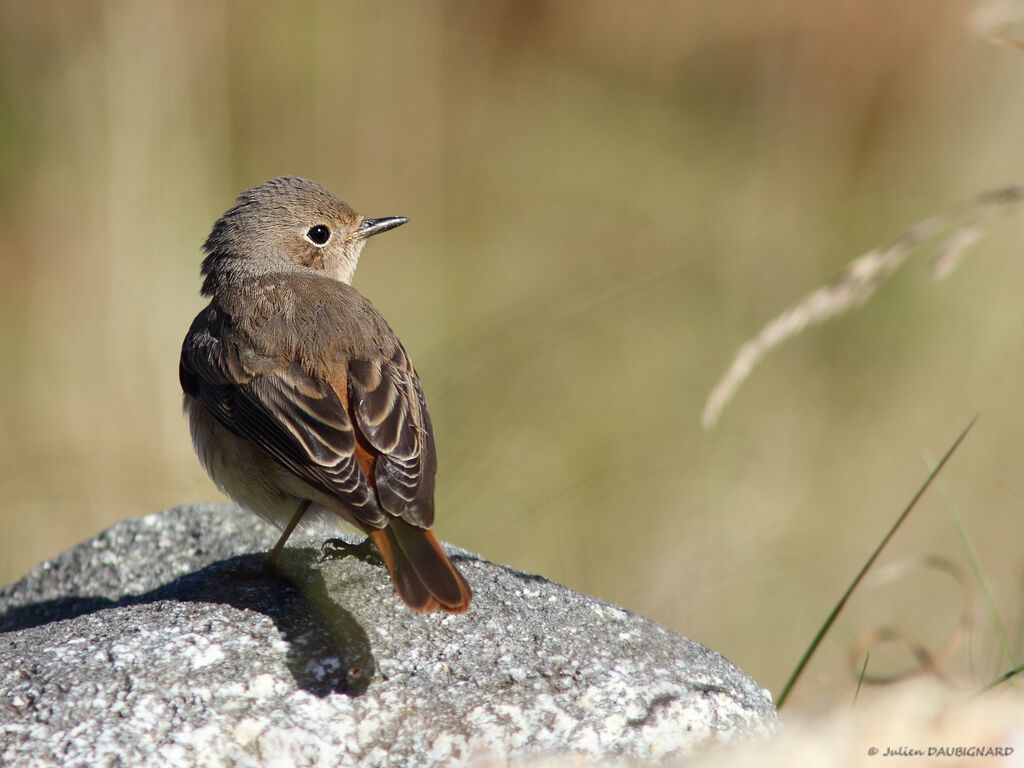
xmin=180 ymin=307 xmax=386 ymax=528
xmin=182 ymin=296 xmax=467 ymax=613
xmin=347 ymin=344 xmax=438 ymax=528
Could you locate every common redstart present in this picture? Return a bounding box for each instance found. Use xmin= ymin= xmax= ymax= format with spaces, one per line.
xmin=179 ymin=176 xmax=471 ymax=613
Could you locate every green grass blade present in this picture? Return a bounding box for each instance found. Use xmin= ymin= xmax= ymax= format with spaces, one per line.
xmin=852 ymin=652 xmax=870 ymax=708
xmin=978 ymin=662 xmax=1024 ymax=695
xmin=938 ymin=488 xmax=1015 ymax=670
xmin=776 ymin=415 xmax=978 ymax=709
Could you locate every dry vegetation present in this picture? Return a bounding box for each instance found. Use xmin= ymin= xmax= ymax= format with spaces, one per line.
xmin=0 ymin=0 xmax=1022 ymax=715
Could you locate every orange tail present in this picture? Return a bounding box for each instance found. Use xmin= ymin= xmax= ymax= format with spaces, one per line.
xmin=368 ymin=519 xmax=472 ymax=613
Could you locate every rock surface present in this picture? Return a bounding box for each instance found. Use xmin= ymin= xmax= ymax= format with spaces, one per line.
xmin=0 ymin=504 xmax=778 ymax=767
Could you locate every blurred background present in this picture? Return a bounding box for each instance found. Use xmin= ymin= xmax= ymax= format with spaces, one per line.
xmin=1 ymin=0 xmax=1023 ymax=710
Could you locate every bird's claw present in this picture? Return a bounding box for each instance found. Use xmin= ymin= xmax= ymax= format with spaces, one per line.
xmin=321 ymin=536 xmax=385 ymax=567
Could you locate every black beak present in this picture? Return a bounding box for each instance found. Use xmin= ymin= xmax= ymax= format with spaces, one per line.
xmin=356 ymin=216 xmax=407 ymax=239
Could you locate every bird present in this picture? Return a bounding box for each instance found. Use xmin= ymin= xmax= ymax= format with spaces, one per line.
xmin=179 ymin=176 xmax=471 ymax=613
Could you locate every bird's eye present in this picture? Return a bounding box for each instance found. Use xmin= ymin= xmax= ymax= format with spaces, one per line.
xmin=306 ymin=225 xmax=331 ymax=245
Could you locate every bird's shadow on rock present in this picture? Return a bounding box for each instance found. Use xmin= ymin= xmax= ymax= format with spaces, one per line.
xmin=0 ymin=549 xmax=374 ymax=697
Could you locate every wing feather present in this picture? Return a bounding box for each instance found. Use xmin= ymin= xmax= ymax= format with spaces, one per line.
xmin=181 ymin=310 xmax=385 ymax=527
xmin=182 ymin=282 xmax=438 ymax=530
xmin=349 ymin=347 xmax=437 ymax=526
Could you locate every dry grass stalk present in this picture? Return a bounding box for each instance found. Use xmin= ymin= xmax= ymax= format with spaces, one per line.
xmin=702 ymin=184 xmax=1024 ymax=429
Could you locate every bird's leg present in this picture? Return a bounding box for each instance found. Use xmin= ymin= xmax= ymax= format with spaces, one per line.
xmin=265 ymin=498 xmax=311 ymax=568
xmin=321 ymin=536 xmax=385 ymax=567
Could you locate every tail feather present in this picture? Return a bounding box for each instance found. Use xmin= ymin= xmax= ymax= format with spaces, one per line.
xmin=368 ymin=520 xmax=472 ymax=614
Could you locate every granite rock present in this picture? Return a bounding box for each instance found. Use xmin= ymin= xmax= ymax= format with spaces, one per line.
xmin=0 ymin=504 xmax=778 ymax=766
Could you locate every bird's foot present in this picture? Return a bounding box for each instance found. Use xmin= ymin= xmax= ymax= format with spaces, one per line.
xmin=321 ymin=536 xmax=385 ymax=567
